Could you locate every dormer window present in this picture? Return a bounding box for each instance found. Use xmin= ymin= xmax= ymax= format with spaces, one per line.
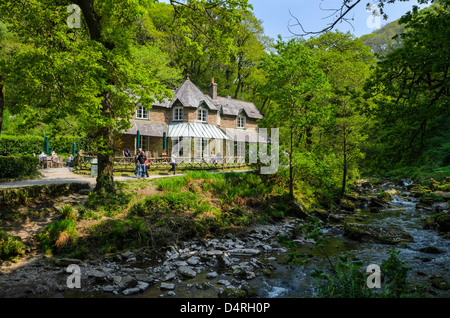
xmin=237 ymin=115 xmax=246 ymax=129
xmin=197 ymin=108 xmax=208 ymax=123
xmin=173 ymin=106 xmax=184 ymax=121
xmin=136 ymin=105 xmax=149 ymax=120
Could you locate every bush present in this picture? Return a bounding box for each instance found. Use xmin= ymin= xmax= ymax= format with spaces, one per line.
xmin=36 ymin=219 xmax=78 ymax=255
xmin=56 ymin=204 xmax=76 ymax=220
xmin=85 ymin=218 xmax=148 ymax=254
xmin=0 ymin=230 xmax=25 ymax=263
xmin=312 ymin=254 xmax=374 ymax=298
xmin=0 ymin=135 xmax=91 ymax=156
xmin=0 ymin=155 xmax=39 ymax=179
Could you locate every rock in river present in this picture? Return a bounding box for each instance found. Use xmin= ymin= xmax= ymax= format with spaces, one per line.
xmin=344 ymin=223 xmax=414 ymax=245
xmin=178 ymin=266 xmax=197 ymax=278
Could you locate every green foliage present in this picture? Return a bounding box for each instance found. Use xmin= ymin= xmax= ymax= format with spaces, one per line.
xmin=0 ymin=155 xmax=39 ymax=179
xmin=312 ymin=254 xmax=373 ymax=298
xmin=360 ymin=19 xmax=405 ymax=57
xmin=36 ymin=219 xmax=78 ymax=255
xmin=0 ymin=230 xmax=25 ymax=263
xmin=380 ymin=249 xmax=412 ymax=297
xmin=364 ymin=2 xmax=450 ymax=170
xmin=0 ymin=135 xmax=90 ymax=156
xmin=85 ymin=184 xmax=132 ymax=216
xmin=85 ymin=218 xmax=148 ymax=254
xmin=76 ymin=206 xmax=102 ymax=221
xmin=56 ymin=204 xmax=76 ymax=220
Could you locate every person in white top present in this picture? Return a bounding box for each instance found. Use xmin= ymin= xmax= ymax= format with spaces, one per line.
xmin=168 ymin=152 xmax=177 ymax=175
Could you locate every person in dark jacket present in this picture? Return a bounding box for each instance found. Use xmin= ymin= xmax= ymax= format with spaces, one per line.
xmin=137 ymin=150 xmax=147 ymax=179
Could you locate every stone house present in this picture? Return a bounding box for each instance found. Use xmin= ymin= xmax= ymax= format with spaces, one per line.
xmin=120 ymin=77 xmax=266 ymax=163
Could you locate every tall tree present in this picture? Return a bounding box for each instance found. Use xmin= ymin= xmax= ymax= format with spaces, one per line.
xmin=259 ymin=38 xmax=330 ymax=199
xmin=0 ymin=0 xmax=250 ymax=193
xmin=306 ymin=31 xmax=376 ymax=197
xmin=364 ymin=2 xmax=450 ymax=167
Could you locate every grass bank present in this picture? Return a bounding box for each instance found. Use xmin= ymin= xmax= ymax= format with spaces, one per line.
xmin=26 ymin=171 xmax=299 ymax=261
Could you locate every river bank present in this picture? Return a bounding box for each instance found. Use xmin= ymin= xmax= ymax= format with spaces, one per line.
xmin=0 ymin=176 xmax=449 ymax=298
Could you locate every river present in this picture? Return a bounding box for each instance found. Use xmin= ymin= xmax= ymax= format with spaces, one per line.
xmin=253 ymin=183 xmax=450 ymax=298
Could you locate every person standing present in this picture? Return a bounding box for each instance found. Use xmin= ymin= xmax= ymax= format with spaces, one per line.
xmin=137 ymin=150 xmax=147 ymax=179
xmin=144 ymin=151 xmax=149 ymax=177
xmin=168 ymin=152 xmax=177 ymax=175
xmin=134 ymin=149 xmax=141 ymax=177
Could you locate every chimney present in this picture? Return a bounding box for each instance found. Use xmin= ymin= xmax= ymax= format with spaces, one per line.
xmin=209 ymin=77 xmax=217 ymax=99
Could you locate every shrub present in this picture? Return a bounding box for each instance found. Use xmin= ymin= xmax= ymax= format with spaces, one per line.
xmin=0 ymin=155 xmax=39 ymax=179
xmin=36 ymin=219 xmax=78 ymax=255
xmin=0 ymin=231 xmax=25 ymax=263
xmin=312 ymin=254 xmax=373 ymax=298
xmin=85 ymin=218 xmax=148 ymax=254
xmin=0 ymin=135 xmax=91 ymax=156
xmin=56 ymin=204 xmax=76 ymax=220
xmin=380 ymin=249 xmax=411 ymax=297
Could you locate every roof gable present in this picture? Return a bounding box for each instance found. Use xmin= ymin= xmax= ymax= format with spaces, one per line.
xmin=151 ymin=79 xmax=263 ymax=120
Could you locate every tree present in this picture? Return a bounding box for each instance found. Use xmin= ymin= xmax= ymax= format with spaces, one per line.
xmin=0 ymin=0 xmax=250 ymax=193
xmin=359 ymin=19 xmax=405 ymax=57
xmin=306 ymin=31 xmax=376 ymax=197
xmin=259 ymin=38 xmax=330 ymax=199
xmin=364 ymin=2 xmax=450 ymax=168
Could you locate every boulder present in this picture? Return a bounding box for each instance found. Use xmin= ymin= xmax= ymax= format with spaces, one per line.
xmin=377 ymin=192 xmax=392 ymax=202
xmin=430 ymin=276 xmax=450 ymax=290
xmin=369 ymin=197 xmax=388 ymax=208
xmin=178 ymin=266 xmax=197 ymax=278
xmin=430 ymin=178 xmax=441 ymax=190
xmin=228 ymin=248 xmax=260 ymax=257
xmin=160 ymin=282 xmax=175 ymax=290
xmin=435 ymin=214 xmax=450 ymax=232
xmin=117 ymin=275 xmax=138 ymax=290
xmin=311 ymin=209 xmax=329 ymax=221
xmin=340 ymin=199 xmax=355 ymax=212
xmin=218 ymin=287 xmax=247 ymax=298
xmin=343 ymin=223 xmax=414 ymax=245
xmin=419 ymin=246 xmax=443 ymax=254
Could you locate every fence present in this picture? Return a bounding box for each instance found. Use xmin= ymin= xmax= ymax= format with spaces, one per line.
xmin=74 ymin=153 xmax=248 ymax=172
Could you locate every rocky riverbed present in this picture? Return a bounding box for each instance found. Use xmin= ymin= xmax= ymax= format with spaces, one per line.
xmin=0 ymin=217 xmax=305 ymax=298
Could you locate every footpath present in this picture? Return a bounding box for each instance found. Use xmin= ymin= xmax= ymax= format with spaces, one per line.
xmin=0 ymin=167 xmax=251 ymax=189
xmin=0 ymin=167 xmax=184 ymax=189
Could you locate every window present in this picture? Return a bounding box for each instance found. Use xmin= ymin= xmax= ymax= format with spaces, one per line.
xmin=197 ymin=108 xmax=208 ymax=123
xmin=172 ymin=137 xmax=184 ymax=157
xmin=173 ymin=107 xmax=184 ymax=121
xmin=217 ymin=111 xmax=221 ymax=126
xmin=195 ymin=138 xmax=209 ymax=161
xmin=136 ymin=105 xmax=149 ymax=120
xmin=139 ymin=136 xmax=150 ymax=152
xmin=237 ymin=115 xmax=246 ymax=129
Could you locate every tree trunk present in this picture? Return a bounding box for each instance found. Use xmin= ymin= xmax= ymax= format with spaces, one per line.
xmin=289 ymin=125 xmax=294 ymax=200
xmin=94 ymin=91 xmax=115 ymax=193
xmin=0 ymin=80 xmax=4 ymax=134
xmin=341 ymin=128 xmax=347 ymax=198
xmin=75 ymin=0 xmax=116 ymax=193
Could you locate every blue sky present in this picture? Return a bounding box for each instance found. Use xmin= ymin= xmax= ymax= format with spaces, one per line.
xmin=249 ymin=0 xmax=429 ymax=39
